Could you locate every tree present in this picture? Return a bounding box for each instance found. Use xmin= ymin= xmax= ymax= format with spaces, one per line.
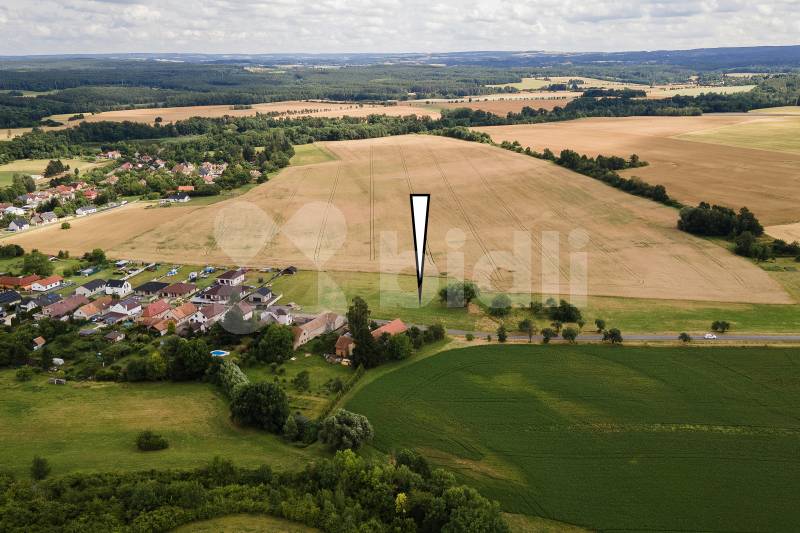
xmin=292 ymin=370 xmax=310 ymax=391
xmin=518 ymin=319 xmax=536 ymax=343
xmin=595 ymin=318 xmax=606 ymax=332
xmin=561 ymin=327 xmax=578 ymax=343
xmin=438 ymin=281 xmax=478 ymax=308
xmin=255 ymin=324 xmax=294 ymax=363
xmin=230 ymin=382 xmax=289 ymax=433
xmin=44 ymin=159 xmax=67 ymax=178
xmin=83 ymin=248 xmax=106 ymax=265
xmin=603 ymin=328 xmax=623 ymax=344
xmin=550 ymin=321 xmax=563 ymax=333
xmin=734 ymin=231 xmax=755 ymax=257
xmin=319 ymin=409 xmax=374 ymax=450
xmin=496 ymin=324 xmax=507 ymax=342
xmin=489 ymin=294 xmax=512 ymax=316
xmin=679 ymin=332 xmax=692 ymax=343
xmin=384 ymin=333 xmax=413 ymax=360
xmin=348 ymin=296 xmax=380 ymax=368
xmin=31 ymin=456 xmax=50 ymax=480
xmin=548 ymin=299 xmax=582 ymax=322
xmin=167 ymin=339 xmax=211 ymax=381
xmin=22 ymin=251 xmax=54 ymax=276
xmin=61 ymin=222 xmax=70 ymax=230
xmin=136 ymin=430 xmax=169 ymax=451
xmin=282 ymin=413 xmax=299 ymax=441
xmin=711 ymin=320 xmax=731 ymax=333
xmin=541 ymin=328 xmax=556 ymax=344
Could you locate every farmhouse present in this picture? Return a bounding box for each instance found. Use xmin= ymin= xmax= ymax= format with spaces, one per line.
xmin=160 ymin=282 xmax=196 ymax=298
xmin=75 ymin=279 xmax=106 ymax=297
xmin=0 ymin=275 xmax=40 ymax=290
xmin=42 ymin=294 xmax=89 ymax=320
xmin=31 ymin=275 xmax=64 ymax=292
xmin=335 ymin=334 xmax=355 ymax=357
xmin=105 ymin=279 xmax=132 ymax=297
xmin=292 ymin=312 xmax=346 ymax=349
xmin=134 ymin=281 xmax=169 ymax=297
xmin=217 ymin=268 xmax=247 ymax=286
xmin=371 ymin=319 xmax=408 ymax=339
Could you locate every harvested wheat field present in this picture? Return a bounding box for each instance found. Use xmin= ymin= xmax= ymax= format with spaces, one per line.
xmin=46 ymin=101 xmax=439 ymax=126
xmin=477 ymin=115 xmax=800 ymax=226
xmin=7 ymin=135 xmax=790 ymax=304
xmin=435 ymin=97 xmax=576 ymax=114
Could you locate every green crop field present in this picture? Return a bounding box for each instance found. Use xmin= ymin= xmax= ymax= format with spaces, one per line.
xmin=289 ymin=143 xmax=337 ymax=166
xmin=676 ymin=116 xmax=800 ymax=154
xmin=0 ymin=370 xmax=323 ymax=478
xmin=0 ymin=158 xmax=110 ymax=185
xmin=347 ymin=344 xmax=800 ymax=531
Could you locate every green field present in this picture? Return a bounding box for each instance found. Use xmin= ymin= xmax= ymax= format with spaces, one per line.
xmin=676 ymin=116 xmax=800 ymax=154
xmin=174 ymin=514 xmax=319 ymax=533
xmin=271 ymin=270 xmax=800 ymax=334
xmin=487 ymin=78 xmax=552 ymax=90
xmin=0 ymin=370 xmax=323 ymax=478
xmin=0 ymin=158 xmax=110 ymax=185
xmin=289 ymin=143 xmax=337 ymax=166
xmin=347 ymin=344 xmax=800 ymax=531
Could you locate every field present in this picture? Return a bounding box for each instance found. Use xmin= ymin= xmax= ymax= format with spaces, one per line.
xmin=175 ymin=514 xmax=319 ymax=533
xmin=0 ymin=369 xmax=322 ymax=478
xmin=5 ymin=134 xmax=790 ymax=304
xmin=0 ymin=158 xmax=110 ymax=185
xmin=347 ymin=344 xmax=800 ymax=532
xmin=674 ymin=115 xmax=800 ymax=154
xmin=44 ymin=100 xmax=440 ymax=127
xmin=644 ymin=84 xmax=756 ymax=98
xmin=476 ymin=115 xmax=800 ymax=226
xmin=750 ymin=105 xmax=800 ymax=115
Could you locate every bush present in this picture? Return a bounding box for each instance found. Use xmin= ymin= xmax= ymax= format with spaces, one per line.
xmin=15 ymin=366 xmax=34 ymax=382
xmin=711 ymin=320 xmax=731 ymax=333
xmin=319 ymin=409 xmax=374 ymax=450
xmin=30 ymin=456 xmax=51 ymax=480
xmin=465 ymin=333 xmax=474 ymax=341
xmin=679 ymin=332 xmax=692 ymax=343
xmin=136 ymin=430 xmax=169 ymax=451
xmin=61 ymin=222 xmax=71 ymax=229
xmin=489 ymin=294 xmax=512 ymax=316
xmin=230 ymin=381 xmax=289 ymax=433
xmin=219 ymin=359 xmax=249 ymax=398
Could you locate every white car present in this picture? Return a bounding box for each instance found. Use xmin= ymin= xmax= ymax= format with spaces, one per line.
xmin=704 ymin=333 xmax=717 ymax=340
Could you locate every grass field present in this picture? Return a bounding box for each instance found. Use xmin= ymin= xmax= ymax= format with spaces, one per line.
xmin=0 ymin=158 xmax=109 ymax=185
xmin=645 ymin=84 xmax=755 ymax=98
xmin=6 ymin=134 xmax=789 ymax=305
xmin=675 ymin=115 xmax=800 ymax=154
xmin=347 ymin=344 xmax=800 ymax=532
xmin=174 ymin=514 xmax=319 ymax=533
xmin=477 ymin=115 xmax=800 ymax=226
xmin=750 ymin=105 xmax=800 ymax=115
xmin=289 ymin=143 xmax=337 ymax=166
xmin=0 ymin=369 xmax=322 ymax=478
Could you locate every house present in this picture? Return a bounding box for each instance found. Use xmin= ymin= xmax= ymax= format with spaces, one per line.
xmin=292 ymin=312 xmax=346 ymax=349
xmin=248 ymin=287 xmax=277 ymax=305
xmin=217 ymin=268 xmax=247 ymax=286
xmin=31 ymin=275 xmax=63 ymax=292
xmin=335 ymin=334 xmax=355 ymax=357
xmin=42 ymin=294 xmax=89 ymax=319
xmin=100 ymin=150 xmax=122 ymax=160
xmin=105 ymin=331 xmax=125 ymax=343
xmin=189 ymin=303 xmax=227 ymax=330
xmin=371 ymin=318 xmax=408 ymax=339
xmin=3 ymin=205 xmax=25 ymax=217
xmin=160 ymin=282 xmax=196 ymax=299
xmin=0 ymin=275 xmax=40 ymax=291
xmin=0 ymin=290 xmax=21 ymax=316
xmin=110 ymin=297 xmax=142 ymax=317
xmin=119 ymin=162 xmax=134 ymax=171
xmin=73 ymin=296 xmax=113 ymax=320
xmin=141 ymin=299 xmax=172 ymax=320
xmin=236 ymin=301 xmax=255 ymax=320
xmin=166 ymin=192 xmax=190 ymax=203
xmin=40 ymin=212 xmax=58 ymax=224
xmin=32 ymin=336 xmax=46 ymax=350
xmin=75 ymin=205 xmax=97 ymax=216
xmin=105 ymin=279 xmax=132 ymax=297
xmin=29 ymin=214 xmax=43 ymax=226
xmin=165 ymin=302 xmax=198 ymax=327
xmin=177 ymin=185 xmax=195 ymax=192
xmin=134 ymin=281 xmax=169 ymax=297
xmin=260 ymin=305 xmax=293 ymax=326
xmin=171 ymin=162 xmax=195 ymax=175
xmin=194 ymin=283 xmax=245 ymax=303
xmin=99 ymin=311 xmax=129 ymax=325
xmin=34 ymin=293 xmax=62 ymax=308
xmin=8 ymin=218 xmax=29 ymax=232
xmin=82 ymin=189 xmax=99 ymax=201
xmin=75 ymin=279 xmax=106 ymax=297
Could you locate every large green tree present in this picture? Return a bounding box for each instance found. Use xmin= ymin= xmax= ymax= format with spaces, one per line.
xmin=319 ymin=409 xmax=374 ymax=450
xmin=347 ymin=296 xmax=380 ymax=368
xmin=230 ymin=381 xmax=289 ymax=433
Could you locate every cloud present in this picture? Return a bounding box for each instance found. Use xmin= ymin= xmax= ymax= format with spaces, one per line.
xmin=0 ymin=0 xmax=795 ymax=55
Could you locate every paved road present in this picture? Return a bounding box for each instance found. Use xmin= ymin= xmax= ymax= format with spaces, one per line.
xmin=446 ymin=329 xmax=800 ymax=343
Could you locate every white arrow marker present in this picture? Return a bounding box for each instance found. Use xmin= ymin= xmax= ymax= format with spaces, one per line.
xmin=410 ymin=194 xmax=430 ymax=304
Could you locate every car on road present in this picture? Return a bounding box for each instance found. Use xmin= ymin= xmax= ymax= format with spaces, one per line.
xmin=704 ymin=333 xmax=717 ymax=340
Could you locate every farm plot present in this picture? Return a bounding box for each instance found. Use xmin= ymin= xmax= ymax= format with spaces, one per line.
xmin=5 ymin=134 xmax=791 ymax=304
xmin=347 ymin=344 xmax=800 ymax=532
xmin=0 ymin=158 xmax=110 ymax=185
xmin=477 ymin=115 xmax=800 ymax=226
xmin=674 ymin=115 xmax=800 ymax=154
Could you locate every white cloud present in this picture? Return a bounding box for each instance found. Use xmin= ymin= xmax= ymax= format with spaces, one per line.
xmin=0 ymin=0 xmax=795 ymax=55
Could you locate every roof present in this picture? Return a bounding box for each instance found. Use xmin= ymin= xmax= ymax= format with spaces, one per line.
xmin=11 ymin=218 xmax=28 ymax=227
xmin=335 ymin=335 xmax=354 ymax=351
xmin=200 ymin=303 xmax=227 ymax=319
xmin=170 ymin=302 xmax=197 ymax=320
xmin=0 ymin=275 xmax=40 ymax=287
xmin=75 ymin=296 xmax=112 ymax=317
xmin=33 ymin=336 xmax=46 ymax=347
xmin=114 ymin=297 xmax=141 ymax=310
xmin=371 ymin=319 xmax=408 ymax=339
xmin=0 ymin=290 xmax=22 ymax=305
xmin=80 ymin=279 xmax=106 ymax=291
xmin=35 ymin=275 xmax=63 ymax=286
xmin=218 ymin=268 xmax=247 ymax=280
xmin=105 ymin=331 xmax=125 ymax=341
xmin=45 ymin=294 xmax=89 ymax=317
xmin=162 ymin=282 xmax=196 ymax=295
xmin=142 ymin=299 xmax=171 ymax=318
xmin=252 ymin=287 xmax=273 ymax=296
xmin=106 ymin=279 xmax=129 ymax=288
xmin=135 ymin=281 xmax=169 ymax=293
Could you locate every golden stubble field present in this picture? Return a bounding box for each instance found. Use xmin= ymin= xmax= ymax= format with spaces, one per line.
xmin=7 ymin=135 xmax=790 ymax=305
xmin=476 ymin=115 xmax=800 ymax=226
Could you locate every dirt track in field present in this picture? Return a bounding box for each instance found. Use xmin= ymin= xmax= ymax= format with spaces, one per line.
xmin=5 ymin=135 xmax=791 ymax=304
xmin=476 ymin=115 xmax=800 ymax=226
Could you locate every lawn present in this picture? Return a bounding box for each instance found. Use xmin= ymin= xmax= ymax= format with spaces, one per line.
xmin=0 ymin=158 xmax=110 ymax=185
xmin=174 ymin=514 xmax=319 ymax=532
xmin=0 ymin=369 xmax=324 ymax=478
xmin=270 ymin=270 xmax=800 ymax=334
xmin=289 ymin=143 xmax=337 ymax=166
xmin=347 ymin=344 xmax=800 ymax=532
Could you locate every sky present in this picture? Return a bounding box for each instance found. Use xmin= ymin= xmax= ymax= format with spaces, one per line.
xmin=0 ymin=0 xmax=797 ymax=55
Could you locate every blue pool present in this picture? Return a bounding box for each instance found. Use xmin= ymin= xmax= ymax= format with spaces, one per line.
xmin=210 ymin=350 xmax=229 ymax=357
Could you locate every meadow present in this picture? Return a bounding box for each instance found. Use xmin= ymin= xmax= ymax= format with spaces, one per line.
xmin=0 ymin=369 xmax=324 ymax=478
xmin=0 ymin=158 xmax=109 ymax=185
xmin=675 ymin=115 xmax=800 ymax=154
xmin=6 ymin=135 xmax=788 ymax=305
xmin=347 ymin=344 xmax=800 ymax=532
xmin=174 ymin=514 xmax=319 ymax=532
xmin=477 ymin=115 xmax=800 ymax=226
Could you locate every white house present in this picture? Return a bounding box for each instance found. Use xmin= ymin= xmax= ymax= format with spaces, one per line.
xmin=3 ymin=206 xmax=25 ymax=217
xmin=105 ymin=279 xmax=132 ymax=297
xmin=31 ymin=275 xmax=63 ymax=292
xmin=8 ymin=218 xmax=29 ymax=232
xmin=76 ymin=205 xmax=98 ymax=216
xmin=109 ymin=297 xmax=142 ymax=317
xmin=261 ymin=305 xmax=293 ymax=326
xmin=75 ymin=279 xmax=106 ymax=297
xmin=216 ymin=268 xmax=247 ymax=286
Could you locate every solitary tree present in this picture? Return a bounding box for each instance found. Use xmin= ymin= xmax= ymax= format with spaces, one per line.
xmin=678 ymin=332 xmax=692 ymax=343
xmin=489 ymin=294 xmax=512 ymax=316
xmin=541 ymin=328 xmax=557 ymax=344
xmin=711 ymin=320 xmax=731 ymax=334
xmin=496 ymin=324 xmax=507 ymax=343
xmin=562 ymin=327 xmax=578 ymax=343
xmin=31 ymin=456 xmax=51 ymax=480
xmin=603 ymin=328 xmax=623 ymax=344
xmin=230 ymin=382 xmax=289 ymax=433
xmin=594 ymin=318 xmax=606 ymax=333
xmin=518 ymin=319 xmax=536 ymax=343
xmin=319 ymin=409 xmax=374 ymax=450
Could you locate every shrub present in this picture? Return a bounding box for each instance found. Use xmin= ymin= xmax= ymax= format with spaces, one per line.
xmin=61 ymin=222 xmax=71 ymax=229
xmin=465 ymin=333 xmax=474 ymax=341
xmin=679 ymin=332 xmax=692 ymax=343
xmin=15 ymin=366 xmax=34 ymax=382
xmin=489 ymin=294 xmax=512 ymax=316
xmin=219 ymin=359 xmax=249 ymax=398
xmin=230 ymin=381 xmax=289 ymax=433
xmin=30 ymin=456 xmax=51 ymax=480
xmin=319 ymin=409 xmax=374 ymax=450
xmin=136 ymin=430 xmax=169 ymax=451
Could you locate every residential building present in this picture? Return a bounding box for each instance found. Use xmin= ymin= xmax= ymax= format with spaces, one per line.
xmin=189 ymin=303 xmax=227 ymax=330
xmin=292 ymin=312 xmax=346 ymax=349
xmin=141 ymin=299 xmax=172 ymax=321
xmin=217 ymin=268 xmax=247 ymax=286
xmin=8 ymin=218 xmax=29 ymax=232
xmin=260 ymin=305 xmax=293 ymax=326
xmin=42 ymin=294 xmax=89 ymax=319
xmin=105 ymin=279 xmax=132 ymax=297
xmin=371 ymin=318 xmax=408 ymax=339
xmin=248 ymin=287 xmax=277 ymax=305
xmin=0 ymin=290 xmax=21 ymax=316
xmin=109 ymin=297 xmax=142 ymax=317
xmin=160 ymin=282 xmax=196 ymax=298
xmin=76 ymin=205 xmax=98 ymax=216
xmin=335 ymin=334 xmax=355 ymax=357
xmin=73 ymin=296 xmax=113 ymax=320
xmin=134 ymin=281 xmax=169 ymax=297
xmin=32 ymin=336 xmax=46 ymax=351
xmin=75 ymin=279 xmax=106 ymax=297
xmin=166 ymin=192 xmax=190 ymax=203
xmin=31 ymin=275 xmax=63 ymax=292
xmin=105 ymin=331 xmax=125 ymax=343
xmin=0 ymin=275 xmax=40 ymax=291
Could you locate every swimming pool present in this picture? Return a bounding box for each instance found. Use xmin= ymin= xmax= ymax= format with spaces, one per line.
xmin=210 ymin=350 xmax=229 ymax=357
